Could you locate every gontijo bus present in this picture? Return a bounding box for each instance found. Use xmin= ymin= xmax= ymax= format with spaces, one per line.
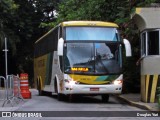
xmin=34 ymin=21 xmax=131 ymax=102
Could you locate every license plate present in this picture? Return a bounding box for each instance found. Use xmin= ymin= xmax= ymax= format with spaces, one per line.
xmin=90 ymin=88 xmax=99 ymax=91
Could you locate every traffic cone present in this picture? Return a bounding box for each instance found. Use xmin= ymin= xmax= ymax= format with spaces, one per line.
xmin=20 ymin=73 xmax=31 ymax=99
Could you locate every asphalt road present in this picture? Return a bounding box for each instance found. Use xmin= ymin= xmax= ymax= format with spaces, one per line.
xmin=0 ymin=89 xmax=159 ymax=120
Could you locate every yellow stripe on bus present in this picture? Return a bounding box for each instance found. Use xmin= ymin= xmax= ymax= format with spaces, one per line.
xmin=61 ymin=21 xmax=118 ymax=27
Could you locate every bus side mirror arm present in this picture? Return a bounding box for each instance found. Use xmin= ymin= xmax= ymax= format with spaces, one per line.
xmin=123 ymin=39 xmax=132 ymax=57
xmin=57 ymin=38 xmax=64 ymax=56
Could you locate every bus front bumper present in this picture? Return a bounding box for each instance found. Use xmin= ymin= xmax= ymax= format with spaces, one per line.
xmin=62 ymin=84 xmax=122 ymax=95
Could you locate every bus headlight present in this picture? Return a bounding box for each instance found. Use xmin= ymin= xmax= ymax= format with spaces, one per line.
xmin=113 ymin=80 xmax=123 ymax=85
xmin=64 ymin=79 xmax=79 ymax=85
xmin=69 ymin=80 xmax=76 ymax=86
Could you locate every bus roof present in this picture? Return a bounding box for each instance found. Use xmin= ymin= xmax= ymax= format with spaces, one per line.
xmin=61 ymin=21 xmax=118 ymax=27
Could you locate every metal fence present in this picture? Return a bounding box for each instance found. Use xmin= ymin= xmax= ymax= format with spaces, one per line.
xmin=0 ymin=75 xmax=24 ymax=107
xmin=0 ymin=76 xmax=6 ymax=101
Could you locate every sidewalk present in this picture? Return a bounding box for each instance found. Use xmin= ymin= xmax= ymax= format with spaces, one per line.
xmin=117 ymin=93 xmax=160 ymax=111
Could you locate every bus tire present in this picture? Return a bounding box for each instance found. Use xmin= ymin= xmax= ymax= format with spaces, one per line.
xmin=101 ymin=94 xmax=109 ymax=103
xmin=57 ymin=93 xmax=64 ymax=101
xmin=37 ymin=79 xmax=43 ymax=96
xmin=66 ymin=94 xmax=74 ymax=102
xmin=55 ymin=80 xmax=64 ymax=101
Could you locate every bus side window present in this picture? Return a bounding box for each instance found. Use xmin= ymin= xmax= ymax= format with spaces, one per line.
xmin=59 ymin=26 xmax=62 ymax=38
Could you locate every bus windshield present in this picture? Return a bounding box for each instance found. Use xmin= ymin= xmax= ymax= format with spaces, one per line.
xmin=66 ymin=27 xmax=119 ymax=41
xmin=64 ymin=42 xmax=122 ymax=75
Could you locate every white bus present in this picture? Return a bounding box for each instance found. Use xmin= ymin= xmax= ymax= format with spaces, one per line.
xmin=34 ymin=21 xmax=131 ymax=102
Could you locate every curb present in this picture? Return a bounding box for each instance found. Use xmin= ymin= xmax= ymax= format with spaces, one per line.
xmin=116 ymin=95 xmax=155 ymax=111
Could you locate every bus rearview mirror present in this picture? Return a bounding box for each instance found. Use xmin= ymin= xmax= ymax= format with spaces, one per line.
xmin=57 ymin=38 xmax=64 ymax=56
xmin=123 ymin=39 xmax=132 ymax=57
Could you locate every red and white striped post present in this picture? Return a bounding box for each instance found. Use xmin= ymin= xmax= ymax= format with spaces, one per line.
xmin=20 ymin=73 xmax=31 ymax=99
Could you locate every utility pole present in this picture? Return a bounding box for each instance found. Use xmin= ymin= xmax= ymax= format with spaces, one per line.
xmin=2 ymin=37 xmax=15 ymax=107
xmin=3 ymin=37 xmax=8 ymax=79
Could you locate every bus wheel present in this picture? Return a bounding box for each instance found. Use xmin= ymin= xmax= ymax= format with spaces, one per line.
xmin=39 ymin=89 xmax=43 ymax=96
xmin=37 ymin=80 xmax=43 ymax=96
xmin=101 ymin=94 xmax=109 ymax=103
xmin=57 ymin=93 xmax=64 ymax=101
xmin=66 ymin=94 xmax=74 ymax=102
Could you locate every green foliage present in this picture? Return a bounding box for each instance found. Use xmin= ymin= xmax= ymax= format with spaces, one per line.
xmin=0 ymin=0 xmax=18 ymax=50
xmin=0 ymin=0 xmax=42 ymax=77
xmin=32 ymin=0 xmax=59 ymax=22
xmin=56 ymin=0 xmax=130 ymax=23
xmin=10 ymin=0 xmax=45 ymax=75
xmin=0 ymin=0 xmax=18 ymax=14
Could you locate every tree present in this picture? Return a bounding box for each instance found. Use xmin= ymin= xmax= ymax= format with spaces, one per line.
xmin=0 ymin=0 xmax=18 ymax=52
xmin=8 ymin=0 xmax=45 ymax=79
xmin=0 ymin=0 xmax=61 ymax=85
xmin=33 ymin=0 xmax=59 ymax=23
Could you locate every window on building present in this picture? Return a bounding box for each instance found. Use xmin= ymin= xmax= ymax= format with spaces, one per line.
xmin=148 ymin=31 xmax=159 ymax=55
xmin=141 ymin=32 xmax=146 ymax=56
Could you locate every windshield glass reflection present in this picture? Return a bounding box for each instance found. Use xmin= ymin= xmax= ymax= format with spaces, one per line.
xmin=64 ymin=43 xmax=122 ymax=75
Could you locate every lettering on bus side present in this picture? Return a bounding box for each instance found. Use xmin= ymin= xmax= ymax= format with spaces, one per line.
xmin=38 ymin=59 xmax=45 ymax=67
